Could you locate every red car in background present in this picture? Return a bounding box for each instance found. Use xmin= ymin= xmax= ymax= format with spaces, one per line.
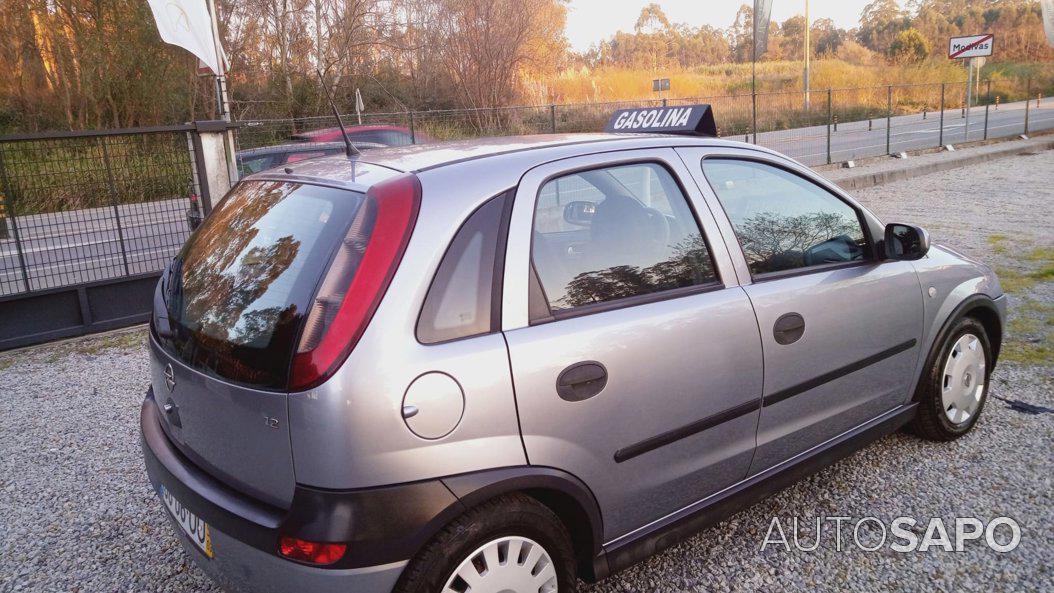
xmin=290 ymin=124 xmax=429 ymax=146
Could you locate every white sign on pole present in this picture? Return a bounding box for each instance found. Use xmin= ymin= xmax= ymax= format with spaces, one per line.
xmin=148 ymin=0 xmax=223 ymax=76
xmin=1041 ymin=0 xmax=1054 ymax=48
xmin=948 ymin=34 xmax=994 ymax=59
xmin=196 ymin=47 xmax=229 ymax=76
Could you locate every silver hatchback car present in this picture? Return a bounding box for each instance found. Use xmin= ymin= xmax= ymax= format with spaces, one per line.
xmin=142 ymin=106 xmax=1005 ymax=593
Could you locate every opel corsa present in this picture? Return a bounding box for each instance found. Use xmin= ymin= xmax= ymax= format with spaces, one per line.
xmin=142 ymin=106 xmax=1006 ymax=593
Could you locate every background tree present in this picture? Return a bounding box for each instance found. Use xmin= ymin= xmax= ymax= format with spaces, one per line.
xmin=858 ymin=0 xmax=909 ymax=55
xmin=0 ymin=0 xmax=1051 ymax=133
xmin=889 ymin=28 xmax=931 ymax=62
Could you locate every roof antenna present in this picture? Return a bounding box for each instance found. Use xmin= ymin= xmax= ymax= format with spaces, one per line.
xmin=315 ymin=68 xmax=359 ymax=157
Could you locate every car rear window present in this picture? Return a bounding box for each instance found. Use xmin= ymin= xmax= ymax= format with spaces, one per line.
xmin=159 ymin=181 xmax=364 ymax=389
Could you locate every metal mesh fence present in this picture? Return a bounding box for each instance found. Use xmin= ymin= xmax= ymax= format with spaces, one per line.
xmin=0 ymin=127 xmax=197 ymax=296
xmin=235 ymin=78 xmax=1054 ymax=170
xmin=3 ymin=81 xmax=1041 ymax=299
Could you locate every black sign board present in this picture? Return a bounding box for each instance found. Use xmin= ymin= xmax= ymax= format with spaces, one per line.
xmin=604 ymin=104 xmax=717 ymax=137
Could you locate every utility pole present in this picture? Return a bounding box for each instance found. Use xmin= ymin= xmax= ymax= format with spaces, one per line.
xmin=752 ymin=8 xmax=757 ymax=144
xmin=804 ymin=0 xmax=811 ymax=109
xmin=964 ymin=57 xmax=974 ymax=141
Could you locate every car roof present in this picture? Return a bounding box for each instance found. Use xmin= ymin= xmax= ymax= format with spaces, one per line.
xmin=243 ymin=133 xmax=783 ymax=190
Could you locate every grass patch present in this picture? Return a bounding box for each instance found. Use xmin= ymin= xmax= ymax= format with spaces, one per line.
xmin=1002 ymin=340 xmax=1053 ymax=365
xmin=995 ymin=267 xmax=1035 ymax=294
xmin=987 ymin=234 xmax=1009 ymax=255
xmin=0 ymin=357 xmax=14 ymax=372
xmin=994 ymin=246 xmax=1054 ymax=295
xmin=72 ymin=330 xmax=145 ymax=356
xmin=993 ymin=244 xmax=1054 ymax=365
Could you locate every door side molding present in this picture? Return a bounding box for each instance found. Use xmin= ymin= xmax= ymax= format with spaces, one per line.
xmin=613 ymin=399 xmax=762 ymax=463
xmin=763 ymin=338 xmax=917 ymax=408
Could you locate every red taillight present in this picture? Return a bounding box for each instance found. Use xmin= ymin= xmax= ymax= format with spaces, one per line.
xmin=289 ymin=173 xmax=421 ymax=391
xmin=278 ymin=536 xmax=347 ymax=565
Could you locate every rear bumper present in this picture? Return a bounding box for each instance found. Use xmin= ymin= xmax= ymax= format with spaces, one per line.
xmin=161 ymin=513 xmax=407 ymax=593
xmin=141 ymin=390 xmax=410 ymax=593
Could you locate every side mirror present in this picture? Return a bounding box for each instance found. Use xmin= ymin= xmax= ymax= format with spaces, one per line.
xmin=884 ymin=223 xmax=930 ymax=261
xmin=563 ymin=201 xmax=596 ymax=226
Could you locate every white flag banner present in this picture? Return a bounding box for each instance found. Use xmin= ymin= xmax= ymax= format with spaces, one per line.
xmin=148 ymin=0 xmax=223 ymax=75
xmin=754 ymin=0 xmax=774 ymax=56
xmin=1042 ymin=0 xmax=1054 ymax=48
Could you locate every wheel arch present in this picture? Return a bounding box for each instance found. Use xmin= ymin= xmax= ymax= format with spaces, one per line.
xmin=441 ymin=466 xmax=605 ymax=581
xmin=964 ymin=302 xmax=1002 ymax=365
xmin=914 ymin=293 xmax=1003 ymax=403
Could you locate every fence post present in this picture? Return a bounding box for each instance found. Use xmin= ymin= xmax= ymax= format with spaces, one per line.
xmin=409 ymin=111 xmax=417 ymax=144
xmin=826 ymin=88 xmax=832 ymax=165
xmin=0 ymin=146 xmax=31 ymax=293
xmin=886 ymin=85 xmax=893 ymax=155
xmin=1024 ymin=78 xmax=1031 ymax=136
xmin=751 ymin=91 xmax=758 ymax=144
xmin=939 ymin=83 xmax=945 ymax=147
xmin=99 ymin=136 xmax=132 ymax=277
xmin=550 ymin=104 xmax=557 ymax=133
xmin=984 ymin=80 xmax=991 ymax=141
xmin=189 ymin=121 xmax=237 ymax=214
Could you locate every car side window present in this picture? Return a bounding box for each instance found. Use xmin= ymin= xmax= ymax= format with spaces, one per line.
xmin=530 ymin=162 xmax=718 ymax=317
xmin=417 ymin=193 xmax=508 ymax=344
xmin=700 ymin=159 xmax=869 ymax=277
xmin=238 ymin=155 xmax=273 ymax=176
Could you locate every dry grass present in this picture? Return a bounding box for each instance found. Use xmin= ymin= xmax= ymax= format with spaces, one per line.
xmin=532 ymin=59 xmax=1054 ymax=106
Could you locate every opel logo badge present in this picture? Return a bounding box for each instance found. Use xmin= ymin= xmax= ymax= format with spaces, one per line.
xmin=164 ymin=364 xmax=176 ymax=393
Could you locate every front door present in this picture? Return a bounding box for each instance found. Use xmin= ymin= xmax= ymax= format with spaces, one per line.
xmin=501 ymin=150 xmax=764 ymax=541
xmin=683 ymin=153 xmax=925 ymax=474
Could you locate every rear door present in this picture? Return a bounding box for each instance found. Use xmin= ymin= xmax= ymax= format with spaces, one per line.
xmin=502 ymin=149 xmax=764 ymax=541
xmin=678 ymin=149 xmax=924 ymax=474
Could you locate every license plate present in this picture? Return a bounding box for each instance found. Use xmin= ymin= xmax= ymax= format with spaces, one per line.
xmin=160 ymin=485 xmax=214 ymax=559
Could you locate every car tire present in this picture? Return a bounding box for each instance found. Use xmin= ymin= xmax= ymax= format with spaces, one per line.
xmin=393 ymin=493 xmax=577 ymax=593
xmin=911 ymin=316 xmax=993 ymax=441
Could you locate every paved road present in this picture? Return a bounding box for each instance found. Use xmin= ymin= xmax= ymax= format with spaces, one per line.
xmin=754 ymin=97 xmax=1054 ymax=165
xmin=0 ymin=199 xmax=191 ymax=295
xmin=1 ymin=98 xmax=1051 ymax=297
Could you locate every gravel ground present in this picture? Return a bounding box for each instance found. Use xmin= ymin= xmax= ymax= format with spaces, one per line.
xmin=2 ymin=152 xmax=1052 ymax=593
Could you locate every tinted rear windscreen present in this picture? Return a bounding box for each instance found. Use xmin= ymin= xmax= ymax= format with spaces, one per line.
xmin=159 ymin=181 xmax=364 ymax=389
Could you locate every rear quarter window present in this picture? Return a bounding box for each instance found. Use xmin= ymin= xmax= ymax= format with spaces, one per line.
xmin=416 ymin=193 xmax=509 ymax=344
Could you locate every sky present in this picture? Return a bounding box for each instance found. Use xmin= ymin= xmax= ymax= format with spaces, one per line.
xmin=565 ymin=0 xmax=895 ymax=52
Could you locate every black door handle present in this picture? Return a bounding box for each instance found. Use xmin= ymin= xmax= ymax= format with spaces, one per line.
xmin=556 ymin=361 xmax=608 ymax=401
xmin=773 ymin=313 xmax=806 ymax=345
